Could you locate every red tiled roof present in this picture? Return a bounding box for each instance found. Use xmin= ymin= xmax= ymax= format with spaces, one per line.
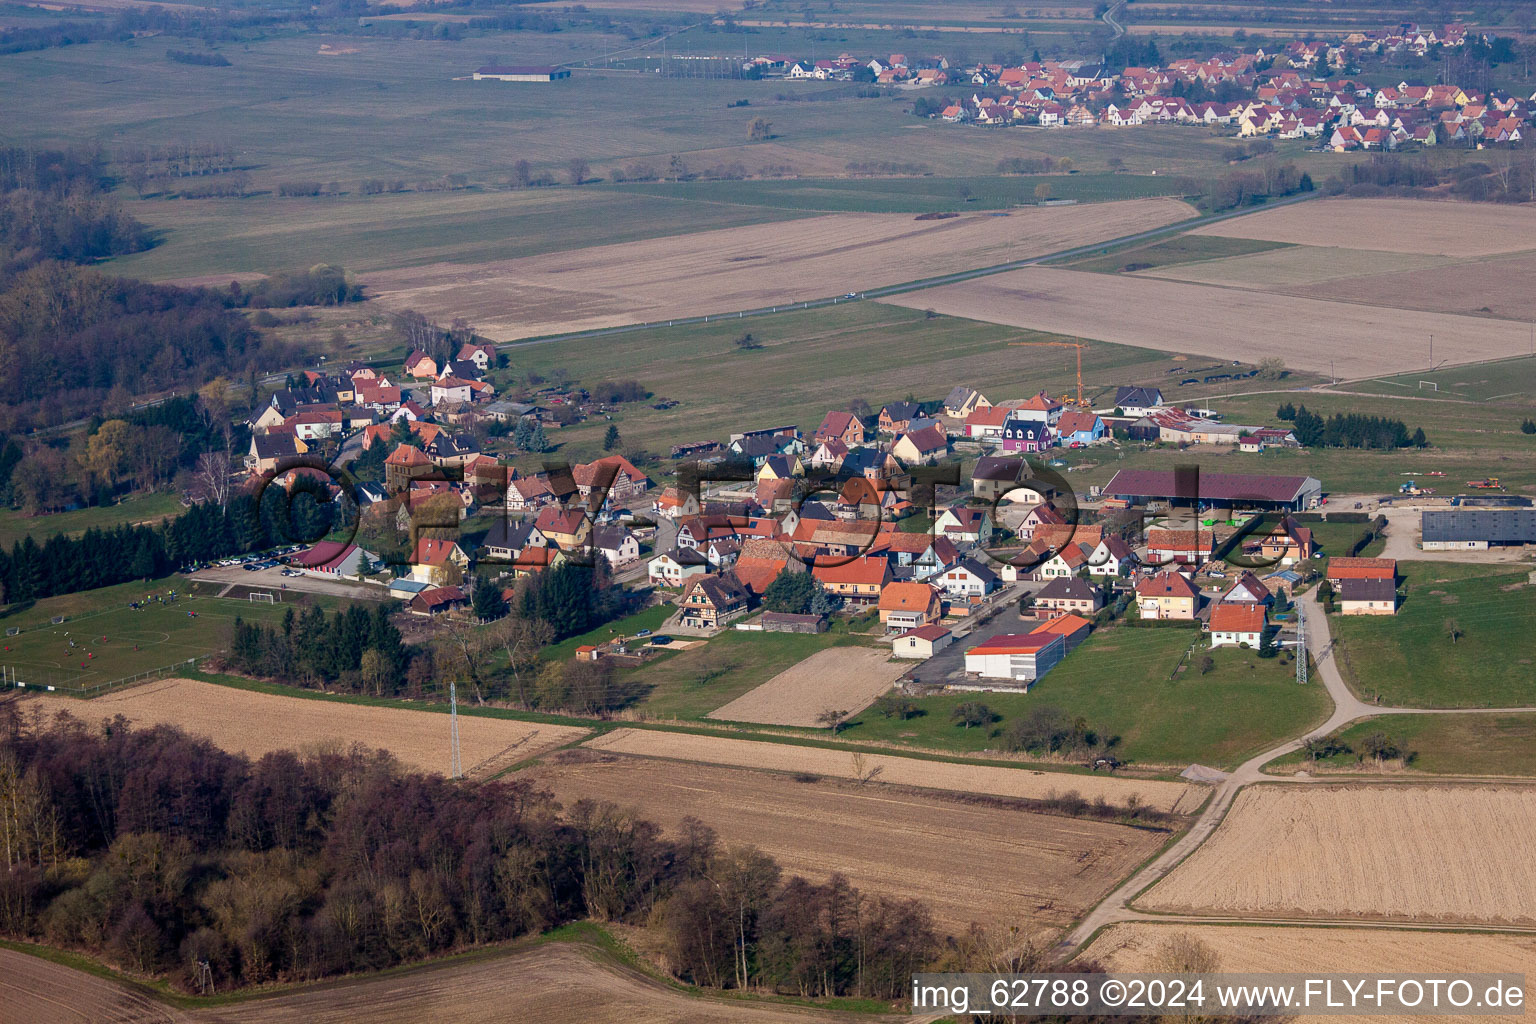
xmin=1210 ymin=602 xmax=1266 ymax=634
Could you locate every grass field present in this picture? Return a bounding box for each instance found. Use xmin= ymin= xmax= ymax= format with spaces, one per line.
xmin=835 ymin=626 xmax=1330 ymax=770
xmin=622 ymin=630 xmax=878 ymax=719
xmin=1139 ymin=784 xmax=1536 ymax=925
xmin=1267 ymin=712 xmax=1536 ymax=777
xmin=0 ymin=492 xmax=184 ymax=550
xmin=503 ymin=302 xmax=1201 ymax=464
xmin=0 ymin=577 xmax=350 ymax=691
xmin=1330 ymin=562 xmax=1536 ymax=708
xmin=1063 ymin=234 xmax=1290 ymax=274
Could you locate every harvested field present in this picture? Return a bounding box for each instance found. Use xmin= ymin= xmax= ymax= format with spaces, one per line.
xmin=883 ymin=268 xmax=1536 ymax=377
xmin=0 ymin=947 xmax=187 ymax=1024
xmin=706 ymin=646 xmax=906 ymax=727
xmin=26 ymin=679 xmax=588 ymax=777
xmin=1298 ymin=250 xmax=1536 ymax=323
xmin=0 ymin=943 xmax=885 ymax=1024
xmin=534 ymin=753 xmax=1166 ymax=934
xmin=1093 ymin=924 xmax=1536 ymax=1024
xmin=1135 ymin=245 xmax=1448 ymax=289
xmin=585 ymin=728 xmax=1198 ymax=813
xmin=1139 ymin=785 xmax=1536 ymax=924
xmin=1190 ymin=198 xmax=1536 ymax=258
xmin=360 ymin=199 xmax=1193 ymax=339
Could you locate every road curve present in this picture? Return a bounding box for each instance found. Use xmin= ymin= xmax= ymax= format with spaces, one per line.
xmin=1056 ymin=590 xmax=1536 ymax=957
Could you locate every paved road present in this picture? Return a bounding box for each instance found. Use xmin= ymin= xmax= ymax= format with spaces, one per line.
xmin=1101 ymin=0 xmax=1126 ymax=37
xmin=1056 ymin=590 xmax=1536 ymax=957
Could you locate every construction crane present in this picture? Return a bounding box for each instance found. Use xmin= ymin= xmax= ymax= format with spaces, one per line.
xmin=1010 ymin=340 xmax=1090 ymax=408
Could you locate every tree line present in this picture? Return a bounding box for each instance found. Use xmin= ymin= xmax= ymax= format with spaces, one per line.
xmin=228 ymin=605 xmax=409 ymax=692
xmin=0 ymin=713 xmax=942 ymax=1001
xmin=1278 ymin=404 xmax=1426 ymax=449
xmin=0 ymin=479 xmax=346 ymax=605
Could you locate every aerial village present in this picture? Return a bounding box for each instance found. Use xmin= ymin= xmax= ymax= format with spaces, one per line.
xmin=236 ymin=332 xmax=1454 ymax=696
xmin=750 ymin=20 xmax=1530 ymax=149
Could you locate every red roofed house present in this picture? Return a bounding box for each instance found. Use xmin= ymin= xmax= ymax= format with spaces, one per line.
xmin=812 ymin=556 xmax=891 ymax=604
xmin=1209 ymin=601 xmax=1267 ymax=648
xmin=1145 ymin=528 xmax=1217 ymax=568
xmin=403 ymin=350 xmax=438 ymax=379
xmin=1135 ymin=571 xmax=1200 ymax=620
xmin=878 ymin=581 xmax=943 ymax=632
xmin=814 ymin=410 xmax=866 ymax=446
xmin=384 ymin=443 xmax=434 ymax=492
xmin=409 ymin=536 xmax=470 ymax=585
xmin=892 ymin=623 xmax=954 ymax=659
xmin=1326 ymin=557 xmax=1397 ymax=585
xmin=892 ymin=424 xmax=949 ymax=465
xmin=409 ymin=585 xmax=468 ymax=616
xmin=533 ymin=506 xmax=591 ymax=550
xmin=963 ymin=632 xmax=1066 ymax=686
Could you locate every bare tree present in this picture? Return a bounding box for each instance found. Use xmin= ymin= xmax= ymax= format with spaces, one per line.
xmin=193 ymin=449 xmax=233 ymax=506
xmin=850 ymin=752 xmax=884 ymax=786
xmin=438 ymin=619 xmax=496 ymax=704
xmin=816 ymin=707 xmax=848 ymax=734
xmin=495 ymin=614 xmax=554 ymax=709
xmin=566 ymin=158 xmax=590 ymax=185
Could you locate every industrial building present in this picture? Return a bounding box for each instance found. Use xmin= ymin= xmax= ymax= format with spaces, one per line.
xmin=1421 ymin=507 xmax=1536 ymax=550
xmin=1102 ymin=468 xmax=1322 ymax=512
xmin=472 ymin=65 xmax=571 ymax=82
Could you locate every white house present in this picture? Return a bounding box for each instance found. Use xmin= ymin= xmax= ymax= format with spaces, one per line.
xmin=647 ymin=547 xmax=708 ymax=587
xmin=892 ymin=623 xmax=953 ymax=659
xmin=1209 ymin=602 xmax=1266 ymax=648
xmin=936 ymin=557 xmax=998 ymax=600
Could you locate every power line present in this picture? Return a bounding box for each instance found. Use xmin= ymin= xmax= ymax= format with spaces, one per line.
xmin=449 ymin=680 xmax=463 ymax=779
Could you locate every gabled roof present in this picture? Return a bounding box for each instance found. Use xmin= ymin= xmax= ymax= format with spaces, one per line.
xmin=411 ymin=536 xmax=464 ymax=566
xmin=1136 ymin=571 xmax=1198 ymax=599
xmin=1146 ymin=528 xmax=1216 ymax=552
xmin=1326 ymin=556 xmax=1397 ymax=579
xmin=812 ymin=556 xmax=890 ymax=587
xmin=1036 ymin=577 xmax=1099 ymax=602
xmin=900 ymin=623 xmax=952 ymax=642
xmin=972 ymin=456 xmax=1024 ymax=482
xmin=881 ymin=401 xmax=921 ymax=421
xmin=898 ymin=423 xmax=948 ymax=454
xmin=683 ymin=572 xmax=750 ymax=608
xmin=952 ymin=557 xmax=998 ymax=583
xmin=385 ymin=443 xmax=431 ymax=467
xmin=1210 ymin=601 xmax=1266 ymax=634
xmin=1056 ymin=410 xmax=1102 ymax=436
xmin=1029 ymin=613 xmax=1093 ymax=638
xmin=1339 ymin=577 xmax=1397 ymax=601
xmin=817 ymin=410 xmax=859 ymax=436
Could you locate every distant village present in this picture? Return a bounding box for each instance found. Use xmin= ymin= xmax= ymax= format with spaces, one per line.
xmin=748 ymin=20 xmax=1529 ymax=150
xmin=245 ymin=339 xmax=1428 ymax=690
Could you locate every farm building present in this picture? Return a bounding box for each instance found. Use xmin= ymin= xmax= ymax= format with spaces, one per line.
xmin=1421 ymin=508 xmax=1536 ymax=550
xmin=892 ymin=623 xmax=953 ymax=659
xmin=1338 ymin=577 xmax=1397 ymax=615
xmin=409 ymin=586 xmax=468 ymax=616
xmin=1028 ymin=613 xmax=1092 ymax=652
xmin=962 ymin=632 xmax=1066 ymax=687
xmin=761 ymin=611 xmax=827 ymax=633
xmin=473 ymin=65 xmax=571 ymax=82
xmin=1103 ymin=469 xmax=1322 ymax=512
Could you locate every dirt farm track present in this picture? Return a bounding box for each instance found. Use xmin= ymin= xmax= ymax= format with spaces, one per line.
xmin=360 ymin=199 xmax=1193 ymax=339
xmin=1139 ymin=784 xmax=1536 ymax=924
xmin=24 ymin=679 xmax=589 ymax=778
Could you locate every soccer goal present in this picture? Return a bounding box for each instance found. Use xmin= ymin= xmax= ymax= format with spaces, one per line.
xmin=1418 ymin=380 xmax=1439 ymax=391
xmin=249 ymin=591 xmax=278 ymax=604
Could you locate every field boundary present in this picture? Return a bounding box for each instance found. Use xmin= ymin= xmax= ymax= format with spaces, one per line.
xmin=4 ymin=656 xmax=204 ymax=698
xmin=503 ymin=191 xmax=1315 ymax=349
